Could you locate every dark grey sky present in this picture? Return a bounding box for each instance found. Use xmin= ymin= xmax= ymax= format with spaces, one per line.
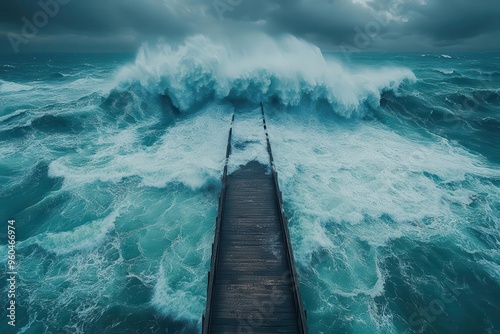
xmin=0 ymin=0 xmax=499 ymax=53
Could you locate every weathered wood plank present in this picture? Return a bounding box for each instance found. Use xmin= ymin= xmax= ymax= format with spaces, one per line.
xmin=203 ymin=108 xmax=308 ymax=334
xmin=206 ymin=162 xmax=302 ymax=333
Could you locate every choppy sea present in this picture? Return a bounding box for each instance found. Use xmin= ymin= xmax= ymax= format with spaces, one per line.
xmin=1 ymin=35 xmax=499 ymax=333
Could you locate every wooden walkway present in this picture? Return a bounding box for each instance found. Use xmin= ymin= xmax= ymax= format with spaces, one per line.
xmin=202 ymin=105 xmax=308 ymax=334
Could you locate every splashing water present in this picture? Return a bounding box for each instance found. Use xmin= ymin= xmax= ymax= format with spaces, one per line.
xmin=0 ymin=36 xmax=499 ymax=333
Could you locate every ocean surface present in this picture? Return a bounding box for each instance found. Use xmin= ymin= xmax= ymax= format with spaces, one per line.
xmin=1 ymin=36 xmax=499 ymax=333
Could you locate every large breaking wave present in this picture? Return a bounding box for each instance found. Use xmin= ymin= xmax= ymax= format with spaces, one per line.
xmin=112 ymin=34 xmax=416 ymax=117
xmin=2 ymin=35 xmax=499 ymax=334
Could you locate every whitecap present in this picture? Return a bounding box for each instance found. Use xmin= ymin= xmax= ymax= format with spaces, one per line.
xmin=151 ymin=260 xmax=204 ymax=323
xmin=435 ymin=68 xmax=454 ymax=75
xmin=0 ymin=108 xmax=29 ymax=122
xmin=113 ymin=34 xmax=416 ymax=118
xmin=48 ymin=106 xmax=230 ymax=190
xmin=19 ymin=211 xmax=119 ymax=255
xmin=0 ymin=79 xmax=33 ymax=93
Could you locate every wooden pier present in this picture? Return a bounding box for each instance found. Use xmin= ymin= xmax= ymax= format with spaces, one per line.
xmin=202 ymin=105 xmax=308 ymax=333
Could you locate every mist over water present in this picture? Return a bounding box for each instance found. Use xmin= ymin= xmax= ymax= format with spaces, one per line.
xmin=1 ymin=36 xmax=499 ymax=333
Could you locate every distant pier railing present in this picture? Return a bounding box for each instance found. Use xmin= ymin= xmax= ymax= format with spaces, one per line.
xmin=260 ymin=102 xmax=309 ymax=333
xmin=202 ymin=114 xmax=234 ymax=333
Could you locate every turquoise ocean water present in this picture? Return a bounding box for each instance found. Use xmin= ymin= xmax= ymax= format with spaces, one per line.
xmin=1 ymin=36 xmax=499 ymax=333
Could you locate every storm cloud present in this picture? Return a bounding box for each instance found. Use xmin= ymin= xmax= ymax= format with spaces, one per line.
xmin=0 ymin=0 xmax=499 ymax=53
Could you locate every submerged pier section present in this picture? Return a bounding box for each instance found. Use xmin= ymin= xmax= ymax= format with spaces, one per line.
xmin=202 ymin=105 xmax=308 ymax=333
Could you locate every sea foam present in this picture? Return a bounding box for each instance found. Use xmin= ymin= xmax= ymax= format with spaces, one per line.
xmin=113 ymin=34 xmax=416 ymax=118
xmin=0 ymin=79 xmax=33 ymax=93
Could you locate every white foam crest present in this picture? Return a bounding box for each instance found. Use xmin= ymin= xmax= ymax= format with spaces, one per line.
xmin=151 ymin=259 xmax=204 ymax=323
xmin=20 ymin=236 xmax=125 ymax=332
xmin=48 ymin=105 xmax=230 ymax=189
xmin=367 ymin=298 xmax=397 ymax=333
xmin=0 ymin=79 xmax=34 ymax=93
xmin=477 ymin=259 xmax=500 ymax=281
xmin=435 ymin=68 xmax=455 ymax=75
xmin=66 ymin=77 xmax=105 ymax=90
xmin=39 ymin=76 xmax=112 ymax=100
xmin=325 ymin=257 xmax=386 ymax=299
xmin=0 ymin=108 xmax=29 ymax=122
xmin=19 ymin=210 xmax=119 ymax=255
xmin=267 ymin=111 xmax=500 ymax=261
xmin=114 ymin=34 xmax=415 ymax=117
